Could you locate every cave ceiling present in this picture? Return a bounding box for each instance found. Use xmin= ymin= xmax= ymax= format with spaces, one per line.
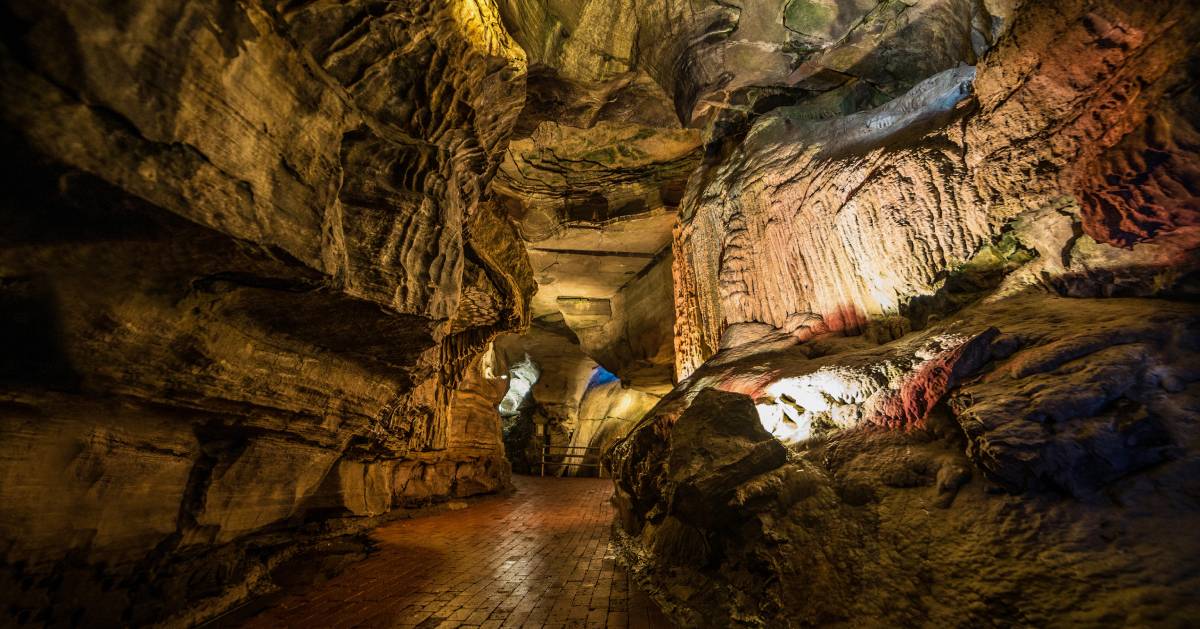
xmin=485 ymin=0 xmax=1022 ymax=389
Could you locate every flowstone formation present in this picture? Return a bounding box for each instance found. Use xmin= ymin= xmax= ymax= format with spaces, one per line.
xmin=608 ymin=0 xmax=1200 ymax=626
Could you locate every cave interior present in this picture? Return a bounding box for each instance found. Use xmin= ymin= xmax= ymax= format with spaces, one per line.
xmin=1 ymin=0 xmax=1199 ymax=627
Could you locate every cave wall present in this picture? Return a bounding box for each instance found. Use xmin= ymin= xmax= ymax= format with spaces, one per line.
xmin=493 ymin=322 xmax=662 ymax=477
xmin=608 ymin=0 xmax=1200 ymax=626
xmin=573 ymin=251 xmax=678 ymax=393
xmin=671 ymin=0 xmax=1200 ymax=377
xmin=494 ymin=321 xmax=597 ymax=424
xmin=560 ymin=379 xmax=660 ymax=477
xmin=1 ymin=0 xmax=1198 ymax=626
xmin=0 ymin=0 xmax=532 ymax=625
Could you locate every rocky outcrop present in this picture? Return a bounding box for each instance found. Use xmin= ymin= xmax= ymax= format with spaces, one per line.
xmin=495 ymin=319 xmax=598 ymax=422
xmin=493 ymin=0 xmax=1023 ymax=387
xmin=490 ymin=42 xmax=696 ymax=389
xmin=493 ymin=121 xmax=693 ymax=386
xmin=1 ymin=0 xmax=529 ymax=625
xmin=572 ymin=252 xmax=678 ymax=392
xmin=671 ymin=0 xmax=1200 ymax=378
xmin=607 ymin=1 xmax=1200 ymax=627
xmin=610 ymin=296 xmax=1200 ymax=626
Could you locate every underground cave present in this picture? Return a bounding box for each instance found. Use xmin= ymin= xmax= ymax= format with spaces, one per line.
xmin=1 ymin=0 xmax=1199 ymax=627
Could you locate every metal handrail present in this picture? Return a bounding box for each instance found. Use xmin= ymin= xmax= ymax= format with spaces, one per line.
xmin=539 ymin=443 xmax=606 ymax=477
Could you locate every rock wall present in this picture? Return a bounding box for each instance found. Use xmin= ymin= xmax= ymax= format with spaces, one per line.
xmin=612 ymin=295 xmax=1200 ymax=626
xmin=574 ymin=252 xmax=678 ymax=392
xmin=671 ymin=0 xmax=1200 ymax=378
xmin=492 ymin=323 xmax=659 ymax=476
xmin=1 ymin=0 xmax=1198 ymax=626
xmin=561 ymin=380 xmax=660 ymax=477
xmin=0 ymin=0 xmax=530 ymax=625
xmin=609 ymin=0 xmax=1200 ymax=626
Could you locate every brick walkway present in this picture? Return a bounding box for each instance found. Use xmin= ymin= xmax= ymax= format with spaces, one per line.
xmin=234 ymin=476 xmax=674 ymax=628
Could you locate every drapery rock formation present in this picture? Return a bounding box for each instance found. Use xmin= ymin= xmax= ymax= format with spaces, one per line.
xmin=2 ymin=0 xmax=1199 ymax=626
xmin=672 ymin=0 xmax=1200 ymax=377
xmin=608 ymin=0 xmax=1200 ymax=626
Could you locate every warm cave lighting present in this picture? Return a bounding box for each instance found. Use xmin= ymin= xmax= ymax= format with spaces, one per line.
xmin=497 ymin=354 xmax=539 ymax=416
xmin=754 ymin=370 xmax=865 ymax=444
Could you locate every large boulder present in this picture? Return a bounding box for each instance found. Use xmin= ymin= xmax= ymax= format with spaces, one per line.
xmin=609 ymin=296 xmax=1200 ymax=627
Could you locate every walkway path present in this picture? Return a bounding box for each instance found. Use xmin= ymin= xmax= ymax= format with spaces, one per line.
xmin=235 ymin=476 xmax=673 ymax=629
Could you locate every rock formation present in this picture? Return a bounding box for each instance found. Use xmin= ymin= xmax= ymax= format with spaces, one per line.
xmin=611 ymin=295 xmax=1200 ymax=625
xmin=1 ymin=0 xmax=1198 ymax=626
xmin=1 ymin=0 xmax=531 ymax=625
xmin=607 ymin=0 xmax=1200 ymax=626
xmin=491 ymin=321 xmax=661 ymax=477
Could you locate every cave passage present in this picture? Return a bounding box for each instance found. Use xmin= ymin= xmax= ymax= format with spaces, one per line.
xmin=497 ymin=349 xmax=657 ymax=478
xmin=2 ymin=0 xmax=1199 ymax=627
xmin=223 ymin=477 xmax=671 ymax=628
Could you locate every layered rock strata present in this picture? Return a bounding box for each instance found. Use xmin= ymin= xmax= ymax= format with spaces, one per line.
xmin=493 ymin=323 xmax=661 ymax=477
xmin=1 ymin=0 xmax=1198 ymax=626
xmin=0 ymin=0 xmax=531 ymax=625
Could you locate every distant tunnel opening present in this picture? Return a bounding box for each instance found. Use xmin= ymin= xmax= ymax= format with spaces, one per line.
xmin=495 ymin=343 xmax=659 ymax=478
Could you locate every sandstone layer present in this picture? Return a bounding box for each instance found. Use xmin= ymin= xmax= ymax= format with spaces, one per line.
xmin=1 ymin=1 xmax=532 ymax=625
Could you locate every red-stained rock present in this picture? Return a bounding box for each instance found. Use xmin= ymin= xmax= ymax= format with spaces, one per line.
xmin=610 ymin=295 xmax=1200 ymax=626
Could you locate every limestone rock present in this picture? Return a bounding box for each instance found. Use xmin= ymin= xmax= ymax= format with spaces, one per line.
xmin=0 ymin=0 xmax=529 ymax=624
xmin=1 ymin=0 xmax=1198 ymax=626
xmin=610 ymin=296 xmax=1200 ymax=626
xmin=559 ymin=379 xmax=660 ymax=477
xmin=671 ymin=0 xmax=1200 ymax=378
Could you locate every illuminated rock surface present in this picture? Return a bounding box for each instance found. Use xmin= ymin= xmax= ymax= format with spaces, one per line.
xmin=1 ymin=0 xmax=1198 ymax=627
xmin=606 ymin=2 xmax=1200 ymax=626
xmin=611 ymin=296 xmax=1200 ymax=625
xmin=0 ymin=0 xmax=529 ymax=624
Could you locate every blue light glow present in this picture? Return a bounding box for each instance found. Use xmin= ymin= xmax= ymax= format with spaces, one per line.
xmin=587 ymin=366 xmax=620 ymax=389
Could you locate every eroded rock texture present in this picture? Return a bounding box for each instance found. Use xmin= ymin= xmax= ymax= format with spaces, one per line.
xmin=1 ymin=0 xmax=530 ymax=625
xmin=671 ymin=0 xmax=1200 ymax=377
xmin=1 ymin=0 xmax=1199 ymax=626
xmin=607 ymin=0 xmax=1200 ymax=627
xmin=612 ymin=296 xmax=1200 ymax=626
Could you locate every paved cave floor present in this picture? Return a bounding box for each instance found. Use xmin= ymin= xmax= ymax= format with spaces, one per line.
xmin=226 ymin=477 xmax=673 ymax=629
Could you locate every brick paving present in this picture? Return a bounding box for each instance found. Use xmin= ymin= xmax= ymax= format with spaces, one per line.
xmin=235 ymin=476 xmax=674 ymax=628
